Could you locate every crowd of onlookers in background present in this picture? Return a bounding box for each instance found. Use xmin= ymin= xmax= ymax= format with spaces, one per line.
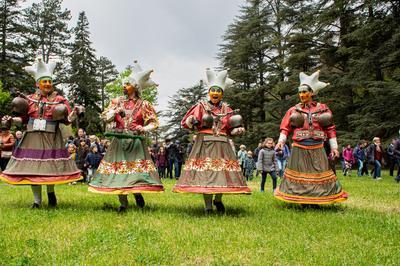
xmin=65 ymin=128 xmax=108 ymax=183
xmin=236 ymin=135 xmax=400 ymax=193
xmin=339 ymin=137 xmax=400 ymax=181
xmin=237 ymin=138 xmax=290 ymax=193
xmin=148 ymin=137 xmax=191 ymax=180
xmin=2 ymin=123 xmax=400 ymax=187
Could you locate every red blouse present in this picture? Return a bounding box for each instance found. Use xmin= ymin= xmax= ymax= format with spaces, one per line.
xmin=280 ymin=101 xmax=336 ymax=142
xmin=25 ymin=92 xmax=72 ymax=122
xmin=181 ymin=101 xmax=234 ymax=135
xmin=104 ymin=97 xmax=158 ymax=132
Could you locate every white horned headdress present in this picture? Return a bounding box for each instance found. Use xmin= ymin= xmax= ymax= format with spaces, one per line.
xmin=24 ymin=57 xmax=58 ymax=81
xmin=123 ymin=60 xmax=157 ymax=91
xmin=298 ymin=70 xmax=330 ymax=95
xmin=205 ymin=68 xmax=234 ymax=90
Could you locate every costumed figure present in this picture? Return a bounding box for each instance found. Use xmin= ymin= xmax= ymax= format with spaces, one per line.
xmin=274 ymin=70 xmax=348 ymax=204
xmin=0 ymin=57 xmax=81 ymax=208
xmin=88 ymin=61 xmax=164 ymax=212
xmin=173 ymin=69 xmax=251 ymax=214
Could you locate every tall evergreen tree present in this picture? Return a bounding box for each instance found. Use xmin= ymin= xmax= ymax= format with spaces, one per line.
xmin=68 ymin=11 xmax=100 ymax=134
xmin=24 ymin=0 xmax=72 ymax=84
xmin=0 ymin=0 xmax=30 ymax=90
xmin=218 ymin=0 xmax=400 ymax=148
xmin=162 ymin=82 xmax=207 ymax=140
xmin=97 ymin=56 xmax=118 ymax=111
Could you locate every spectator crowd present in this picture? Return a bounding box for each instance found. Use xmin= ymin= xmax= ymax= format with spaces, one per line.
xmin=1 ymin=123 xmax=400 ymax=187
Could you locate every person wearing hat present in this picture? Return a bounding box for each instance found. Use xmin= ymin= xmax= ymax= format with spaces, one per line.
xmin=173 ymin=68 xmax=251 ymax=214
xmin=0 ymin=57 xmax=81 ymax=208
xmin=274 ymin=70 xmax=348 ymax=204
xmin=88 ymin=61 xmax=164 ymax=212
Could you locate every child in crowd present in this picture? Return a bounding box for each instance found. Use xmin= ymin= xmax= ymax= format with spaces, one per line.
xmin=257 ymin=138 xmax=278 ymax=192
xmin=67 ymin=143 xmax=77 ymax=161
xmin=243 ymin=151 xmax=256 ymax=181
xmin=85 ymin=144 xmax=102 ymax=182
xmin=156 ymin=146 xmax=167 ymax=178
xmin=342 ymin=144 xmax=354 ymax=176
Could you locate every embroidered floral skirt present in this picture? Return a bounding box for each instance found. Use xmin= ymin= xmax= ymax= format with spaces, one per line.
xmin=88 ymin=135 xmax=164 ymax=194
xmin=173 ymin=134 xmax=251 ymax=194
xmin=0 ymin=130 xmax=81 ymax=185
xmin=274 ymin=142 xmax=348 ymax=204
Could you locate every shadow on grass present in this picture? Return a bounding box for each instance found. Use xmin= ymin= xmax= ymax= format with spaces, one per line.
xmin=25 ymin=200 xmax=253 ymax=218
xmin=274 ymin=201 xmax=347 ymax=213
xmin=144 ymin=204 xmax=251 ymax=218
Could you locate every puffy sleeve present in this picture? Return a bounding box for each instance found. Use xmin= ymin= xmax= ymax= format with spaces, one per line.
xmin=142 ymin=100 xmax=159 ymax=132
xmin=278 ymin=107 xmax=295 ymax=143
xmin=59 ymin=96 xmax=72 ymax=114
xmin=101 ymin=98 xmax=118 ymax=123
xmin=58 ymin=96 xmax=74 ymax=125
xmin=181 ymin=103 xmax=204 ymax=130
xmin=321 ymin=104 xmax=336 ymax=139
xmin=222 ymin=105 xmax=234 ymax=135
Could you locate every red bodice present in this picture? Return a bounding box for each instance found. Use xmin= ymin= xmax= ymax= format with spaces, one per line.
xmin=181 ymin=101 xmax=234 ymax=135
xmin=105 ymin=97 xmax=158 ymax=132
xmin=280 ymin=101 xmax=336 ymax=142
xmin=25 ymin=92 xmax=72 ymax=121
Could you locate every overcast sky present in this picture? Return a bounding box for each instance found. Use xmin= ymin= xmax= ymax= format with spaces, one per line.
xmin=33 ymin=0 xmax=243 ymax=119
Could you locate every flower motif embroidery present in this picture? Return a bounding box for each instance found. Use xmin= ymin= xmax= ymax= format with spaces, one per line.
xmin=97 ymin=159 xmax=156 ymax=175
xmin=183 ymin=158 xmax=241 ymax=172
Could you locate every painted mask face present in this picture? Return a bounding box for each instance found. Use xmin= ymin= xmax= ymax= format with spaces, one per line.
xmin=37 ymin=78 xmax=53 ymax=96
xmin=123 ymin=83 xmax=137 ymax=97
xmin=209 ymin=86 xmax=223 ymax=104
xmin=298 ymin=85 xmax=313 ymax=103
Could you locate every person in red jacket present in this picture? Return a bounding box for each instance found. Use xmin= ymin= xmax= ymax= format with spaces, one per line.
xmin=173 ymin=68 xmax=251 ymax=214
xmin=275 ymin=70 xmax=348 ymax=204
xmin=0 ymin=57 xmax=81 ymax=208
xmin=0 ymin=124 xmax=15 ymax=171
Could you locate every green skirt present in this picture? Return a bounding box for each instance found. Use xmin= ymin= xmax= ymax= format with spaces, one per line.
xmin=275 ymin=142 xmax=348 ymax=204
xmin=88 ymin=135 xmax=164 ymax=194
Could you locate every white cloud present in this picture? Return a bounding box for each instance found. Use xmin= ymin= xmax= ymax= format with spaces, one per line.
xmin=26 ymin=0 xmax=243 ymax=124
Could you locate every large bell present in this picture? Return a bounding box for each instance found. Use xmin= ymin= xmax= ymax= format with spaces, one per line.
xmin=11 ymin=96 xmax=29 ymax=116
xmin=0 ymin=118 xmax=12 ymax=130
xmin=228 ymin=114 xmax=243 ymax=128
xmin=202 ymin=113 xmax=213 ymax=128
xmin=52 ymin=104 xmax=68 ymax=121
xmin=76 ymin=105 xmax=85 ymax=118
xmin=290 ymin=112 xmax=305 ymax=128
xmin=318 ymin=112 xmax=333 ymax=127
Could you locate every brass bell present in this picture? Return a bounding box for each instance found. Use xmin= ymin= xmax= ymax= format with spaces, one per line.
xmin=318 ymin=112 xmax=333 ymax=127
xmin=0 ymin=118 xmax=12 ymax=130
xmin=290 ymin=112 xmax=305 ymax=128
xmin=202 ymin=114 xmax=213 ymax=128
xmin=11 ymin=96 xmax=29 ymax=116
xmin=228 ymin=114 xmax=243 ymax=128
xmin=52 ymin=104 xmax=68 ymax=121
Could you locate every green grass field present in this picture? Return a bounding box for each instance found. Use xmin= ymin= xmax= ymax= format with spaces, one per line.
xmin=0 ymin=172 xmax=399 ymax=265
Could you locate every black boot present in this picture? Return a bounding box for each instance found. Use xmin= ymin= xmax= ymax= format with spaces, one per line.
xmin=47 ymin=192 xmax=57 ymax=208
xmin=213 ymin=200 xmax=225 ymax=214
xmin=30 ymin=203 xmax=40 ymax=209
xmin=134 ymin=194 xmax=145 ymax=209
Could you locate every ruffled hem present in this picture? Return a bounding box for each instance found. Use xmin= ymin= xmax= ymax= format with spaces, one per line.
xmin=274 ymin=188 xmax=348 ymax=205
xmin=172 ymin=185 xmax=251 ymax=194
xmin=0 ymin=173 xmax=82 ymax=185
xmin=88 ymin=185 xmax=164 ymax=195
